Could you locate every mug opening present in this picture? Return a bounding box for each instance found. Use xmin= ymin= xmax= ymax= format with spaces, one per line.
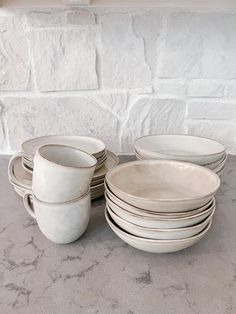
xmin=38 ymin=145 xmax=97 ymax=169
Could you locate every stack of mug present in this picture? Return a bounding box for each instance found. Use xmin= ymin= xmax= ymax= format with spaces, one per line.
xmin=21 ymin=144 xmax=97 ymax=244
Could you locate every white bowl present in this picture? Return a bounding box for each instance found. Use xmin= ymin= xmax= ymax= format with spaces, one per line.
xmin=22 ymin=135 xmax=106 ymax=160
xmin=134 ymin=134 xmax=225 ymax=165
xmin=107 ymin=204 xmax=214 ymax=240
xmin=105 ymin=209 xmax=212 ymax=253
xmin=105 ymin=160 xmax=220 ymax=212
xmin=105 ymin=192 xmax=215 ymax=228
xmin=105 ymin=182 xmax=214 ymax=218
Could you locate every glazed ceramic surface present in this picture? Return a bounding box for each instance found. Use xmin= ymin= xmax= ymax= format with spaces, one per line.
xmin=105 ymin=209 xmax=212 ymax=253
xmin=106 ymin=160 xmax=220 ymax=212
xmin=105 ymin=182 xmax=214 ymax=217
xmin=105 ymin=193 xmax=215 ymax=228
xmin=106 ymin=204 xmax=214 ymax=240
xmin=22 ymin=135 xmax=106 ymax=160
xmin=134 ymin=134 xmax=225 ymax=165
xmin=32 ymin=145 xmax=96 ymax=203
xmin=8 ymin=150 xmax=118 ymax=202
xmin=23 ymin=190 xmax=91 ymax=244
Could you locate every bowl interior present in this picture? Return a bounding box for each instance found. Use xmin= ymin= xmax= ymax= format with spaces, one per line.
xmin=106 ymin=160 xmax=220 ymax=202
xmin=135 ymin=135 xmax=225 ymax=157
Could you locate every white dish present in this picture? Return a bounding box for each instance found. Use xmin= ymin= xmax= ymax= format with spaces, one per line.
xmin=134 ymin=134 xmax=225 ymax=165
xmin=105 ymin=182 xmax=214 ymax=217
xmin=107 ymin=204 xmax=214 ymax=240
xmin=212 ymin=154 xmax=227 ymax=173
xmin=105 ymin=193 xmax=215 ymax=228
xmin=106 ymin=160 xmax=220 ymax=212
xmin=105 ymin=209 xmax=212 ymax=253
xmin=93 ymin=151 xmax=119 ymax=180
xmin=22 ymin=135 xmax=106 ymax=159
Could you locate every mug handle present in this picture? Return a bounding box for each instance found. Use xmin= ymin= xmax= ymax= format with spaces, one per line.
xmin=23 ymin=192 xmax=36 ymax=219
xmin=8 ymin=152 xmax=32 ymax=186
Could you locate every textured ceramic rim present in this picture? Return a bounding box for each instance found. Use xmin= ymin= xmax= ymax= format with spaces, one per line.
xmin=22 ymin=135 xmax=106 ymax=158
xmin=105 ymin=191 xmax=215 ymax=221
xmin=105 ymin=208 xmax=212 ymax=243
xmin=104 ymin=181 xmax=215 ymax=217
xmin=106 ymin=160 xmax=220 ymax=203
xmin=37 ymin=144 xmax=97 ymax=169
xmin=106 ymin=204 xmax=215 ymax=232
xmin=134 ymin=134 xmax=225 ymax=159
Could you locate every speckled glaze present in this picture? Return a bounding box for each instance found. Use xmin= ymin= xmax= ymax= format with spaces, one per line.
xmin=0 ymin=155 xmax=235 ymax=313
xmin=23 ymin=190 xmax=91 ymax=244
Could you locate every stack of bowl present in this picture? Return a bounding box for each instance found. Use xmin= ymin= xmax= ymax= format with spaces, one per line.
xmin=134 ymin=134 xmax=226 ymax=176
xmin=8 ymin=135 xmax=119 ymax=201
xmin=105 ymin=160 xmax=220 ymax=253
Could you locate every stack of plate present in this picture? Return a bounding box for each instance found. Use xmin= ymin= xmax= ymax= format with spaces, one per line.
xmin=9 ymin=136 xmax=119 ymax=201
xmin=134 ymin=134 xmax=227 ymax=176
xmin=105 ymin=160 xmax=220 ymax=253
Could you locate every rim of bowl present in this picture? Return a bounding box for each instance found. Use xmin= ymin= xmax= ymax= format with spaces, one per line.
xmin=37 ymin=144 xmax=97 ymax=169
xmin=105 ymin=192 xmax=215 ymax=221
xmin=106 ymin=203 xmax=215 ymax=232
xmin=134 ymin=134 xmax=225 ymax=158
xmin=105 ymin=208 xmax=212 ymax=243
xmin=30 ymin=188 xmax=91 ymax=205
xmin=104 ymin=181 xmax=216 ymax=219
xmin=22 ymin=135 xmax=106 ymax=156
xmin=105 ymin=160 xmax=221 ymax=203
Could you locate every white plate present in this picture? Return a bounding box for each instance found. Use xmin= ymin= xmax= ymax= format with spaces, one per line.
xmin=107 ymin=204 xmax=214 ymax=240
xmin=22 ymin=135 xmax=106 ymax=159
xmin=135 ymin=134 xmax=225 ymax=165
xmin=106 ymin=160 xmax=220 ymax=212
xmin=93 ymin=151 xmax=119 ymax=180
xmin=105 ymin=209 xmax=212 ymax=253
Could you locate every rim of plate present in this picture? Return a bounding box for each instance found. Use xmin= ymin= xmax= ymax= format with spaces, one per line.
xmin=105 ymin=160 xmax=220 ymax=203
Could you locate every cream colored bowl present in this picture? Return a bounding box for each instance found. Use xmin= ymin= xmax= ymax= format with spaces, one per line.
xmin=105 ymin=160 xmax=220 ymax=212
xmin=105 ymin=181 xmax=214 ymax=217
xmin=106 ymin=204 xmax=214 ymax=240
xmin=134 ymin=134 xmax=225 ymax=165
xmin=105 ymin=193 xmax=215 ymax=228
xmin=105 ymin=209 xmax=212 ymax=253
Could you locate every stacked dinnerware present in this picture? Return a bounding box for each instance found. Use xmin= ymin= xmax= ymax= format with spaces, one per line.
xmin=20 ymin=144 xmax=97 ymax=243
xmin=8 ymin=135 xmax=119 ymax=201
xmin=105 ymin=160 xmax=220 ymax=253
xmin=134 ymin=134 xmax=227 ymax=176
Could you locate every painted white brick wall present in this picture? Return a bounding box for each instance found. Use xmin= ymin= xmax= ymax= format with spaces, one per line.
xmin=0 ymin=8 xmax=236 ymax=154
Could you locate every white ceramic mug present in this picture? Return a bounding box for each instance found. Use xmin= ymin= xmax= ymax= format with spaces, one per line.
xmin=9 ymin=144 xmax=97 ymax=203
xmin=23 ymin=190 xmax=91 ymax=244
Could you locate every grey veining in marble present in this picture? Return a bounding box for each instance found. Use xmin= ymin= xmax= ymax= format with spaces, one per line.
xmin=0 ymin=155 xmax=236 ymax=314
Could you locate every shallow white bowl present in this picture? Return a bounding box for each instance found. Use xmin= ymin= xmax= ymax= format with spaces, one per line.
xmin=106 ymin=160 xmax=220 ymax=212
xmin=107 ymin=204 xmax=214 ymax=240
xmin=134 ymin=134 xmax=225 ymax=165
xmin=105 ymin=192 xmax=215 ymax=228
xmin=105 ymin=209 xmax=212 ymax=253
xmin=22 ymin=135 xmax=106 ymax=160
xmin=105 ymin=182 xmax=214 ymax=218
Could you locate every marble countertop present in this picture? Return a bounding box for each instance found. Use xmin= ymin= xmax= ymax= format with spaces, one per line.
xmin=0 ymin=155 xmax=236 ymax=314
